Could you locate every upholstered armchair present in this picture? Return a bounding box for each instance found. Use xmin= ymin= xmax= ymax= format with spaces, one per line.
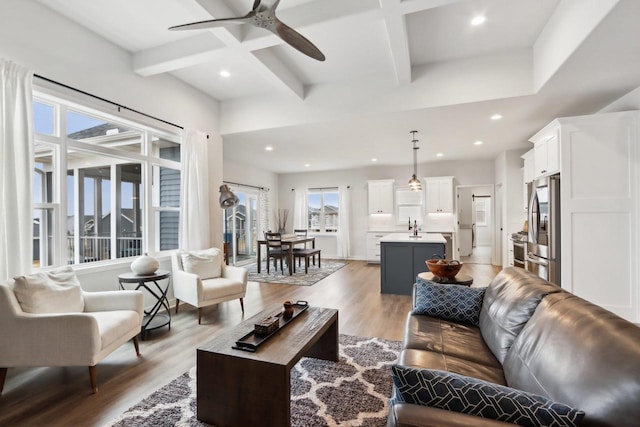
xmin=0 ymin=267 xmax=144 ymax=395
xmin=171 ymin=248 xmax=248 ymax=324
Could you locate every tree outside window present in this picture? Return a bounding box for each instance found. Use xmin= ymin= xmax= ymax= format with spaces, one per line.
xmin=307 ymin=189 xmax=339 ymax=233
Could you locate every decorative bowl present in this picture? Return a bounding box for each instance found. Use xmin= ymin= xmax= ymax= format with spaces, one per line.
xmin=426 ymin=259 xmax=462 ymax=279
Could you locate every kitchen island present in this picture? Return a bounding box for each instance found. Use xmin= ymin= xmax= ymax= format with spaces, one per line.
xmin=380 ymin=233 xmax=446 ymax=295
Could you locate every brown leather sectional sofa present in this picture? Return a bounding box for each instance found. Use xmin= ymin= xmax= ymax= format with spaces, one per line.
xmin=388 ymin=267 xmax=640 ymax=427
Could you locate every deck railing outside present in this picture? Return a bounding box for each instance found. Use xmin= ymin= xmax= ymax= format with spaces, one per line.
xmin=66 ymin=235 xmax=142 ymax=263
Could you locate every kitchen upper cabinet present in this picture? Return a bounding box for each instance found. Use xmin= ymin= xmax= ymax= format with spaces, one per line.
xmin=522 ymin=149 xmax=534 ymax=184
xmin=424 ymin=176 xmax=454 ymax=213
xmin=367 ymin=180 xmax=394 ymax=214
xmin=530 ymin=126 xmax=560 ymax=179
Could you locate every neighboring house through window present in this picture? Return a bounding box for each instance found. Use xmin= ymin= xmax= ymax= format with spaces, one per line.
xmin=307 ymin=188 xmax=339 ymax=233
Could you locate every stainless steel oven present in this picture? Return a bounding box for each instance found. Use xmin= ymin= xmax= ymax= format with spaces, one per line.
xmin=511 ymin=232 xmax=527 ymax=269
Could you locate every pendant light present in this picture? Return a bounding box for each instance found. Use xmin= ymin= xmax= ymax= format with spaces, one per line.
xmin=408 ymin=130 xmax=422 ymax=191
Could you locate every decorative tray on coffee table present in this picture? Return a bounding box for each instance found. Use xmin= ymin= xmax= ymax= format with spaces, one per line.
xmin=232 ymin=301 xmax=309 ymax=352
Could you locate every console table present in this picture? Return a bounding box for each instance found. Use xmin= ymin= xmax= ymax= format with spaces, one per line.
xmin=118 ymin=270 xmax=171 ymax=339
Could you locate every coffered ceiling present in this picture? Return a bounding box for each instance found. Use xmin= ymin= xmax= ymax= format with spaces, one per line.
xmin=37 ymin=0 xmax=640 ymax=173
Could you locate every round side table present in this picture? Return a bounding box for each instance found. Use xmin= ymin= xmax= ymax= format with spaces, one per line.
xmin=118 ymin=270 xmax=171 ymax=339
xmin=417 ymin=272 xmax=474 ymax=286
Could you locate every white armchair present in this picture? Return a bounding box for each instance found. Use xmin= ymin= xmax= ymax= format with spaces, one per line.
xmin=171 ymin=249 xmax=248 ymax=324
xmin=0 ymin=278 xmax=143 ymax=395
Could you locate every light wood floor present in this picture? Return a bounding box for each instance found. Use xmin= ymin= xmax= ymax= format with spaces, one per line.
xmin=0 ymin=261 xmax=499 ymax=427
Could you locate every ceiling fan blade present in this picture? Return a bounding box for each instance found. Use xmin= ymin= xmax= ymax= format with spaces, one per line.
xmin=169 ymin=14 xmax=253 ymax=31
xmin=274 ymin=19 xmax=326 ymax=61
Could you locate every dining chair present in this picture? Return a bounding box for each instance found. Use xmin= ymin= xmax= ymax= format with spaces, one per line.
xmin=293 ymin=229 xmax=308 ymax=267
xmin=265 ymin=232 xmax=291 ymax=275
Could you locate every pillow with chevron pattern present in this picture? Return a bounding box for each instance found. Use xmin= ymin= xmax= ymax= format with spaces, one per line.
xmin=412 ymin=278 xmax=486 ymax=325
xmin=390 ymin=366 xmax=585 ymax=427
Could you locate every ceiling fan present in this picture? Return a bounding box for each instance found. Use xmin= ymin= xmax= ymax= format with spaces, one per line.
xmin=169 ymin=0 xmax=326 ymax=61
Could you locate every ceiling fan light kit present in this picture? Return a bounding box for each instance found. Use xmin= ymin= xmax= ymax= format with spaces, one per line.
xmin=408 ymin=130 xmax=422 ymax=192
xmin=169 ymin=0 xmax=326 ymax=62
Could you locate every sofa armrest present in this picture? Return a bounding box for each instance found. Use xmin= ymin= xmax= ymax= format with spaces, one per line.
xmin=388 ymin=403 xmax=515 ymax=427
xmin=83 ymin=290 xmax=143 ymax=318
xmin=222 ymin=265 xmax=248 ymax=290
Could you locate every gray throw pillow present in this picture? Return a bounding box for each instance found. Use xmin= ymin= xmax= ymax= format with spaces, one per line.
xmin=412 ymin=278 xmax=486 ymax=325
xmin=390 ymin=365 xmax=585 ymax=427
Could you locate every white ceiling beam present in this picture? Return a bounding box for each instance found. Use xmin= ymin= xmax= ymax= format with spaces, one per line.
xmin=133 ymin=33 xmax=225 ymax=77
xmin=251 ymin=50 xmax=305 ymax=99
xmin=379 ymin=0 xmax=412 ymax=85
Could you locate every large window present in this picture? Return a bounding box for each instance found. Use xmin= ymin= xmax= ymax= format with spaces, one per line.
xmin=307 ymin=189 xmax=339 ymax=233
xmin=32 ymin=95 xmax=181 ymax=267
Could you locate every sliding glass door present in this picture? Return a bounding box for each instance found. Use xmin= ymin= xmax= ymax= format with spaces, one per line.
xmin=223 ymin=188 xmax=258 ymax=265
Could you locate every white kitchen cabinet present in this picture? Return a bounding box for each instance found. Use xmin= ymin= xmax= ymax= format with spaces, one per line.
xmin=534 ymin=111 xmax=640 ymax=323
xmin=367 ymin=180 xmax=394 ymax=214
xmin=530 ymin=126 xmax=560 ymax=179
xmin=424 ymin=176 xmax=454 ymax=213
xmin=522 ymin=149 xmax=534 ymax=184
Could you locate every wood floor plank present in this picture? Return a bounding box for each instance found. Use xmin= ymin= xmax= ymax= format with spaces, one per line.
xmin=0 ymin=260 xmax=500 ymax=427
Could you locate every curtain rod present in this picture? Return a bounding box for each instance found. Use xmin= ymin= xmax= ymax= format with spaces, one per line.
xmin=33 ymin=74 xmax=209 ymax=139
xmin=224 ymin=180 xmax=266 ymax=191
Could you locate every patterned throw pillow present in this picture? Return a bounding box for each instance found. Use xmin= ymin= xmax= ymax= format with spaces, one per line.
xmin=390 ymin=366 xmax=585 ymax=427
xmin=412 ymin=279 xmax=486 ymax=325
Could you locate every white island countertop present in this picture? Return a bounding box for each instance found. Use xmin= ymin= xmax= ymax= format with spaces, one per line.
xmin=380 ymin=233 xmax=446 ymax=244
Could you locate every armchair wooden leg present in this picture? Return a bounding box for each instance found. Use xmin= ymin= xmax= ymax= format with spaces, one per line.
xmin=198 ymin=307 xmax=202 ymax=325
xmin=89 ymin=365 xmax=98 ymax=394
xmin=175 ymin=299 xmax=180 ymax=314
xmin=239 ymin=298 xmax=245 ymax=312
xmin=132 ymin=336 xmax=141 ymax=356
xmin=0 ymin=367 xmax=7 ymax=396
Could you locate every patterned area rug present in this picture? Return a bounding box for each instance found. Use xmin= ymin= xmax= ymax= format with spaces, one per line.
xmin=105 ymin=334 xmax=401 ymax=427
xmin=245 ymin=260 xmax=346 ymax=286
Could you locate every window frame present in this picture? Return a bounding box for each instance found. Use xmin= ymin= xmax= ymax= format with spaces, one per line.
xmin=306 ymin=188 xmax=340 ymax=234
xmin=32 ymin=89 xmax=182 ymax=269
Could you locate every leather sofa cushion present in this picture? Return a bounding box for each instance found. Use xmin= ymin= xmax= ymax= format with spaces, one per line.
xmin=503 ymin=292 xmax=640 ymax=427
xmin=397 ymin=349 xmax=506 ymax=386
xmin=479 ymin=267 xmax=561 ymax=363
xmin=403 ymin=314 xmax=503 ymax=370
xmin=389 ymin=403 xmax=516 ymax=427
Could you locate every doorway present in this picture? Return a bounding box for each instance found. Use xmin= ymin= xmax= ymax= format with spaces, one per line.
xmin=224 ymin=189 xmax=259 ymax=265
xmin=456 ymin=185 xmax=494 ymax=265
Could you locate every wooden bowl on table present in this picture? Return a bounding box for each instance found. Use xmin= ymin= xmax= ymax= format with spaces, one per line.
xmin=426 ymin=259 xmax=463 ymax=279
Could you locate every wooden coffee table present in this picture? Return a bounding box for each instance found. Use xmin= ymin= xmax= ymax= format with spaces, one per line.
xmin=197 ymin=306 xmax=339 ymax=427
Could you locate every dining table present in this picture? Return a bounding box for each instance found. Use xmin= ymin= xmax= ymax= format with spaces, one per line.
xmin=256 ymin=235 xmax=316 ymax=274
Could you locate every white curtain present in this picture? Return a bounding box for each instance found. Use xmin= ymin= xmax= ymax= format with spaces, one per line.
xmin=337 ymin=186 xmax=351 ymax=258
xmin=0 ymin=59 xmax=34 ymax=280
xmin=293 ymin=189 xmax=306 ymax=231
xmin=179 ymin=129 xmax=210 ymax=251
xmin=259 ymin=188 xmax=270 ymax=236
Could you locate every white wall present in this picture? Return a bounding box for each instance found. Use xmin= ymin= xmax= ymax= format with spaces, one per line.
xmin=495 ymin=149 xmax=528 ymax=266
xmin=276 ymin=159 xmax=495 ymax=259
xmin=0 ymin=0 xmax=223 ymax=295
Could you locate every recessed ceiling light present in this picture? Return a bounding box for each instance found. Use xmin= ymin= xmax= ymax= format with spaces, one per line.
xmin=265 ymin=146 xmax=273 ymax=151
xmin=219 ymin=70 xmax=231 ymax=78
xmin=304 ymin=163 xmax=311 ymax=168
xmin=471 ymin=15 xmax=486 ymax=26
xmin=436 ymin=153 xmax=444 ymax=157
xmin=491 ymin=114 xmax=502 ymax=121
xmin=371 ymin=158 xmax=378 ymax=162
xmin=474 ymin=140 xmax=483 ymax=146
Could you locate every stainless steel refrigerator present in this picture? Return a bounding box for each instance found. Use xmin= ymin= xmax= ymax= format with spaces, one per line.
xmin=527 ymin=174 xmax=561 ymax=285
